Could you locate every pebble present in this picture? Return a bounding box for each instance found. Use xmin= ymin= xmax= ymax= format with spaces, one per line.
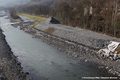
xmin=106 ymin=67 xmax=109 ymax=69
xmin=74 ymin=54 xmax=78 ymax=58
xmin=25 ymin=72 xmax=29 ymax=75
xmin=85 ymin=59 xmax=88 ymax=62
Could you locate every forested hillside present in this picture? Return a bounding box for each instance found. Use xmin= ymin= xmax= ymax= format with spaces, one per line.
xmin=17 ymin=0 xmax=120 ymax=37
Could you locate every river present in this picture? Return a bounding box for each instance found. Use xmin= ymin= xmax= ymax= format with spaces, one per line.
xmin=0 ymin=16 xmax=113 ymax=80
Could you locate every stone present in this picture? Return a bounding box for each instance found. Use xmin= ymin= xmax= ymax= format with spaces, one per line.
xmin=50 ymin=17 xmax=60 ymax=24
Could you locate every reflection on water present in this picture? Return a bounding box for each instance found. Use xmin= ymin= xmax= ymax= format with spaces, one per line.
xmin=0 ymin=16 xmax=113 ymax=80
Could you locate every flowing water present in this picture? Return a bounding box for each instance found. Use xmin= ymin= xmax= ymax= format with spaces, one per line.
xmin=0 ymin=16 xmax=114 ymax=80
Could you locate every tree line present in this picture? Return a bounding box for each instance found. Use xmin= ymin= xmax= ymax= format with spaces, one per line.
xmin=16 ymin=0 xmax=120 ymax=37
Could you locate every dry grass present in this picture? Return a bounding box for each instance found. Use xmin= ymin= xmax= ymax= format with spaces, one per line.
xmin=30 ymin=22 xmax=39 ymax=28
xmin=18 ymin=13 xmax=55 ymax=34
xmin=18 ymin=13 xmax=46 ymax=23
xmin=18 ymin=13 xmax=47 ymax=28
xmin=44 ymin=27 xmax=55 ymax=34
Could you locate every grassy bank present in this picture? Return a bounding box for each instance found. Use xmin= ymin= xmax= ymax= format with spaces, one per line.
xmin=18 ymin=13 xmax=46 ymax=22
xmin=18 ymin=13 xmax=47 ymax=29
xmin=18 ymin=13 xmax=56 ymax=34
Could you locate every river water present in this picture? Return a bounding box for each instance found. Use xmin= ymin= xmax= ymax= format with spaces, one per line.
xmin=0 ymin=16 xmax=113 ymax=80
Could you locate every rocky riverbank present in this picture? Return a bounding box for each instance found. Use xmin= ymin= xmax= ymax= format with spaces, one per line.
xmin=0 ymin=28 xmax=30 ymax=80
xmin=12 ymin=15 xmax=120 ymax=77
xmin=30 ymin=28 xmax=120 ymax=77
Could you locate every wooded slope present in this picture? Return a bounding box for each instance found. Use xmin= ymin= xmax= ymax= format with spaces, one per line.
xmin=17 ymin=0 xmax=120 ymax=37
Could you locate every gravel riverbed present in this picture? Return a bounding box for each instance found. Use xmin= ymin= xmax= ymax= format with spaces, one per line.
xmin=33 ymin=28 xmax=120 ymax=77
xmin=13 ymin=16 xmax=120 ymax=77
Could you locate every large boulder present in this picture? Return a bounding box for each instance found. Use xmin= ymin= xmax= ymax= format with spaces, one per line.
xmin=50 ymin=17 xmax=60 ymax=24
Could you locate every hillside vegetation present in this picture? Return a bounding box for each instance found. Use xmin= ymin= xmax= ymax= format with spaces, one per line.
xmin=16 ymin=0 xmax=120 ymax=37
